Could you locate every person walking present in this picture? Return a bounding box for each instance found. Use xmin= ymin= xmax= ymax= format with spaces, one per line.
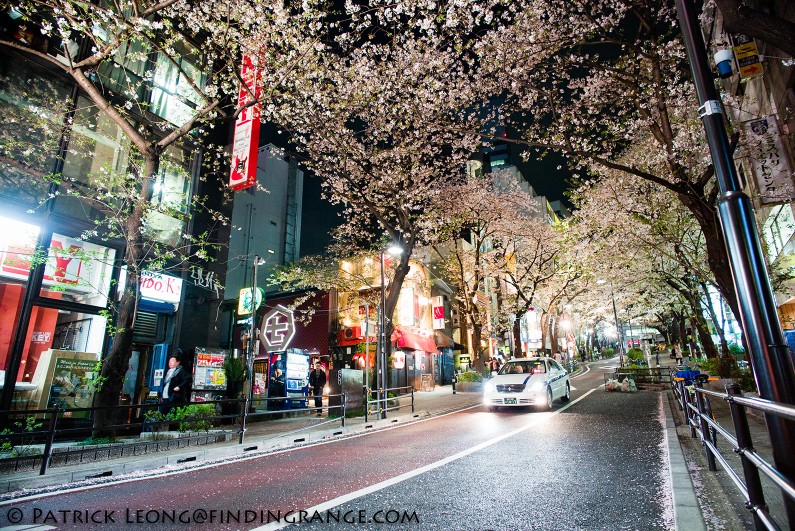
xmin=309 ymin=362 xmax=327 ymax=416
xmin=673 ymin=344 xmax=683 ymax=366
xmin=159 ymin=353 xmax=192 ymax=416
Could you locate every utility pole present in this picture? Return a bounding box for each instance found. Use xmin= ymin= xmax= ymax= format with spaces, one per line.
xmin=675 ymin=0 xmax=795 ymax=521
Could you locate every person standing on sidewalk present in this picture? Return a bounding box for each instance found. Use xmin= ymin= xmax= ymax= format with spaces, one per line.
xmin=309 ymin=362 xmax=327 ymax=416
xmin=159 ymin=353 xmax=191 ymax=416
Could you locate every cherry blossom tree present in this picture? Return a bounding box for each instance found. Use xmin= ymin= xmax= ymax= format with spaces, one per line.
xmin=0 ymin=0 xmax=330 ymax=432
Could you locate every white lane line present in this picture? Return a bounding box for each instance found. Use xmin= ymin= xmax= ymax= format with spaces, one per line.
xmin=570 ymin=364 xmax=591 ymax=379
xmin=253 ymin=388 xmax=600 ymax=531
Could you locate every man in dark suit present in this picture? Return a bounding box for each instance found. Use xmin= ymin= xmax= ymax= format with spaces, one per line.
xmin=308 ymin=362 xmax=327 ymax=416
xmin=159 ymin=353 xmax=192 ymax=415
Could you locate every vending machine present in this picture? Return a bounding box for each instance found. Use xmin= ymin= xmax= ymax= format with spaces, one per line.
xmin=267 ymin=349 xmax=309 ymax=410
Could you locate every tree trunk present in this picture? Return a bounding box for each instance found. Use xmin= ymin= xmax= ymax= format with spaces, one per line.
xmin=512 ymin=318 xmax=522 ymax=357
xmin=92 ymin=154 xmax=155 ymax=436
xmin=679 ymin=193 xmax=741 ymax=322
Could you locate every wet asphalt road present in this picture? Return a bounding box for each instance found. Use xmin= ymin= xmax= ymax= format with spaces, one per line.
xmin=1 ymin=361 xmax=675 ymax=530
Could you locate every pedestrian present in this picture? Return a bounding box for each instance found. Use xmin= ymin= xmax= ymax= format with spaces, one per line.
xmin=673 ymin=344 xmax=683 ymax=365
xmin=159 ymin=353 xmax=192 ymax=416
xmin=309 ymin=362 xmax=327 ymax=416
xmin=488 ymin=357 xmax=499 ymax=375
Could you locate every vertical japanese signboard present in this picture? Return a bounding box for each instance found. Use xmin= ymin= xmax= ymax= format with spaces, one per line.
xmin=432 ymin=296 xmax=445 ymax=329
xmin=229 ymin=55 xmax=264 ymax=191
xmin=746 ymin=115 xmax=795 ymax=205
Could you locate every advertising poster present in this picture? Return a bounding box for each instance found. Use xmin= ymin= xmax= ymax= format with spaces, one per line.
xmin=193 ymin=347 xmax=228 ymax=390
xmin=47 ymin=357 xmax=98 ymax=417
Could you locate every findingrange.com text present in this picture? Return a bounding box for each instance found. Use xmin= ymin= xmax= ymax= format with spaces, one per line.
xmin=4 ymin=507 xmax=420 ymax=526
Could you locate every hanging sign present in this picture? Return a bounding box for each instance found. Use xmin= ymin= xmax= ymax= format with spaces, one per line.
xmin=228 ymin=55 xmax=264 ymax=191
xmin=731 ymin=34 xmax=763 ymax=80
xmin=432 ymin=296 xmax=445 ymax=329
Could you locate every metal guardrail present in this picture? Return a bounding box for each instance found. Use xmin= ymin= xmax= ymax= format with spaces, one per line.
xmin=363 ymin=386 xmax=414 ymax=422
xmin=605 ymin=367 xmax=672 ymax=387
xmin=0 ymin=393 xmax=346 ymax=476
xmin=672 ymin=370 xmax=795 ymax=530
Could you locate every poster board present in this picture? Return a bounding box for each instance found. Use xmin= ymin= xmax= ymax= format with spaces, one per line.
xmin=193 ymin=347 xmax=229 ymax=390
xmin=29 ymin=349 xmax=100 ymax=414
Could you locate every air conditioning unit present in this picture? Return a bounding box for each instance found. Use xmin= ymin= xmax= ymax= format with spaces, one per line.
xmin=343 ymin=326 xmax=362 ymax=339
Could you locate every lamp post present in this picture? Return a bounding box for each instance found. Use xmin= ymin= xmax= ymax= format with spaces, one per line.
xmin=598 ymin=279 xmax=624 ymax=366
xmin=378 ymin=243 xmax=402 ymax=420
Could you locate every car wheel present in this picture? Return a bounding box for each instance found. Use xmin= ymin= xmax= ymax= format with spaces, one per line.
xmin=561 ymin=382 xmax=571 ymax=402
xmin=489 ymin=406 xmax=500 ymax=413
xmin=544 ymin=387 xmax=554 ymax=410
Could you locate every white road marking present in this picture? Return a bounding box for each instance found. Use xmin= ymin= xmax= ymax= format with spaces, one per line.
xmin=253 ymin=388 xmax=600 ymax=531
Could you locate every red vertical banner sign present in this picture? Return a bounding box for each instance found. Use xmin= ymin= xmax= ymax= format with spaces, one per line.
xmin=229 ymin=55 xmax=264 ymax=191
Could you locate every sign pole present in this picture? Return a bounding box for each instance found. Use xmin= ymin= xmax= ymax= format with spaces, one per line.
xmin=675 ymin=0 xmax=795 ymax=521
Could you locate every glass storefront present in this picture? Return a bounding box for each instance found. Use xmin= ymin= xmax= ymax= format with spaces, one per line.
xmin=0 ymin=215 xmax=112 ymax=412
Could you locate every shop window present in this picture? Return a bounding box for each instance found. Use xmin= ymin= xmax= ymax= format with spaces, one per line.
xmin=1 ymin=306 xmax=106 ymax=412
xmin=144 ymin=144 xmax=192 ymax=246
xmin=57 ymin=96 xmax=132 ymax=222
xmin=0 ymin=54 xmax=71 ymax=208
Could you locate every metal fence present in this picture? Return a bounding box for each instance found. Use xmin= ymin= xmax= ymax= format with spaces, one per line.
xmin=672 ymin=371 xmax=795 ymax=530
xmin=364 ymin=385 xmax=414 ymax=421
xmin=0 ymin=393 xmax=347 ymax=477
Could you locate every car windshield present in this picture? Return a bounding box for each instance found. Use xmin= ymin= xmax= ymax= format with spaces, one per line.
xmin=499 ymin=361 xmax=546 ymax=375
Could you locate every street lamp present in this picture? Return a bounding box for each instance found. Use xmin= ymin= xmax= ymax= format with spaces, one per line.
xmin=378 ymin=242 xmax=403 ymax=420
xmin=598 ymin=279 xmax=624 ymax=367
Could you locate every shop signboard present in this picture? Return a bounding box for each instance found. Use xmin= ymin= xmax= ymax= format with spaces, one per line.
xmin=260 ymin=305 xmax=296 ymax=350
xmin=0 ymin=221 xmax=114 ymax=297
xmin=228 ymin=55 xmax=264 ymax=191
xmin=118 ymin=267 xmax=183 ymax=305
xmin=432 ymin=296 xmax=445 ymax=329
xmin=745 ymin=115 xmax=795 ymax=205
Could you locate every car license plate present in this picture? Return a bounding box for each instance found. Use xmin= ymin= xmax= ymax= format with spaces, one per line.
xmin=504 ymin=398 xmax=517 ymax=404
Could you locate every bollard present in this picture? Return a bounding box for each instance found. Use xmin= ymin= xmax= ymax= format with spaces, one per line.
xmin=726 ymin=383 xmax=767 ymax=529
xmin=452 ymin=376 xmax=457 ymax=395
xmin=411 ymin=388 xmax=415 ymax=414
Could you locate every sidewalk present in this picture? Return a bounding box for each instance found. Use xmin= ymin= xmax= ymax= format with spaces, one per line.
xmin=0 ymin=386 xmax=483 ymax=496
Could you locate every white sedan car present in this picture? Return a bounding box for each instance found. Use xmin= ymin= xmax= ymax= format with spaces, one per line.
xmin=483 ymin=357 xmax=570 ymax=411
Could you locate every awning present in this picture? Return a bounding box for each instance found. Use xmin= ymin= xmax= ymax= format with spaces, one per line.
xmin=434 ymin=330 xmax=454 ymax=349
xmin=392 ymin=326 xmax=438 ymax=353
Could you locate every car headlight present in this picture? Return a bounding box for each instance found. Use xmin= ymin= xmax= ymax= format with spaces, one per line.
xmin=528 ymin=381 xmax=545 ymax=392
xmin=484 ymin=381 xmax=496 ymax=392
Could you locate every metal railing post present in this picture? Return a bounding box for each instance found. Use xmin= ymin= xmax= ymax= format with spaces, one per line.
xmin=239 ymin=396 xmax=249 ymax=445
xmin=364 ymin=387 xmax=369 ymax=423
xmin=726 ymin=384 xmax=767 ymax=530
xmin=341 ymin=392 xmax=346 ymax=428
xmin=694 ymin=378 xmax=717 ymax=471
xmin=39 ymin=404 xmax=59 ymax=476
xmin=411 ymin=387 xmax=415 ymax=414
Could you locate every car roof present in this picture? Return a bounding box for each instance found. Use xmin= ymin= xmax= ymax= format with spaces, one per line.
xmin=506 ymin=357 xmax=551 ymax=362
